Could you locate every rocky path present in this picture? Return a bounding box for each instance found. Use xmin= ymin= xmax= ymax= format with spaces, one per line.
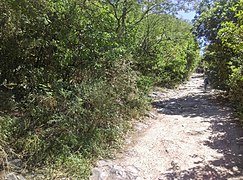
xmin=90 ymin=73 xmax=243 ymax=180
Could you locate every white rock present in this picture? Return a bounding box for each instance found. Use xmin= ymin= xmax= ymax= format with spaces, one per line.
xmin=97 ymin=160 xmax=113 ymax=167
xmin=126 ymin=165 xmax=139 ymax=174
xmin=6 ymin=173 xmax=18 ymax=180
xmin=17 ymin=174 xmax=26 ymax=180
xmin=90 ymin=168 xmax=101 ymax=180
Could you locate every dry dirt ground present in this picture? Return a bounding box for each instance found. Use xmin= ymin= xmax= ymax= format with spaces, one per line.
xmin=90 ymin=73 xmax=243 ymax=180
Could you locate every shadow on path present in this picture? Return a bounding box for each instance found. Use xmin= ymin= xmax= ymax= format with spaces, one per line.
xmin=152 ymin=93 xmax=228 ymax=119
xmin=154 ymin=91 xmax=243 ymax=179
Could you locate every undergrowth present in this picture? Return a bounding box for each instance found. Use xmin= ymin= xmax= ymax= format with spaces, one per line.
xmin=0 ymin=62 xmax=149 ymax=179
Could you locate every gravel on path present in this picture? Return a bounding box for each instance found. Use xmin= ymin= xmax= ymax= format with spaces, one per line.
xmin=90 ymin=73 xmax=243 ymax=180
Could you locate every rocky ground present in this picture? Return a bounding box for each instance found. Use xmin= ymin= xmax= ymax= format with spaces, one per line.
xmin=90 ymin=73 xmax=243 ymax=180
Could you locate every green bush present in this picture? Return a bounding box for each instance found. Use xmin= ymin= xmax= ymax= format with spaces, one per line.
xmin=5 ymin=60 xmax=146 ymax=177
xmin=134 ymin=14 xmax=200 ymax=87
xmin=229 ymin=66 xmax=243 ymax=121
xmin=0 ymin=0 xmax=199 ymax=178
xmin=0 ymin=115 xmax=16 ymax=171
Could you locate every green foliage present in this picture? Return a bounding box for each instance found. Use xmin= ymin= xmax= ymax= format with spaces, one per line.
xmin=0 ymin=115 xmax=16 ymax=170
xmin=218 ymin=0 xmax=243 ymax=118
xmin=0 ymin=0 xmax=200 ymax=178
xmin=11 ymin=60 xmax=143 ymax=162
xmin=134 ymin=14 xmax=200 ymax=87
xmin=137 ymin=75 xmax=155 ymax=94
xmin=54 ymin=154 xmax=91 ymax=179
xmin=0 ymin=116 xmax=15 ymax=147
xmin=194 ymin=0 xmax=243 ymax=119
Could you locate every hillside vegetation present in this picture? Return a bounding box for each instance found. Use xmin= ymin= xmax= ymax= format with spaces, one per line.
xmin=193 ymin=0 xmax=243 ymax=121
xmin=0 ymin=0 xmax=200 ymax=178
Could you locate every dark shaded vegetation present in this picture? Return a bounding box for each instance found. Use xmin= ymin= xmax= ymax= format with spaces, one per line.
xmin=0 ymin=0 xmax=200 ymax=178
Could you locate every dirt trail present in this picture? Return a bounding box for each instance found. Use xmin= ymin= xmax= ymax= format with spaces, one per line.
xmin=90 ymin=74 xmax=243 ymax=180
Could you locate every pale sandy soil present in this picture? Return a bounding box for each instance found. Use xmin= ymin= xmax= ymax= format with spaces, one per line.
xmin=91 ymin=73 xmax=243 ymax=180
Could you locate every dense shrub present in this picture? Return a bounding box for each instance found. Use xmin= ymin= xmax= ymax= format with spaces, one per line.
xmin=134 ymin=14 xmax=200 ymax=87
xmin=0 ymin=0 xmax=199 ymax=178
